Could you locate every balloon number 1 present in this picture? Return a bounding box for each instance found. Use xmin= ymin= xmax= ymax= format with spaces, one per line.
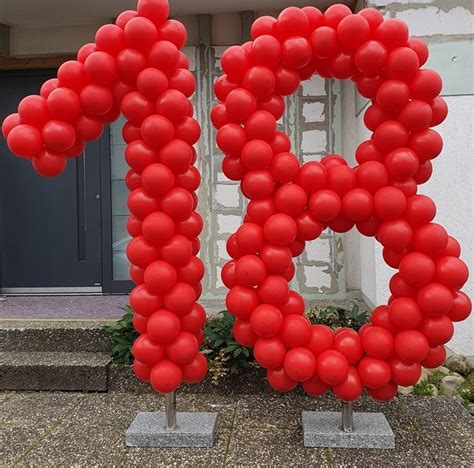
xmin=1 ymin=2 xmax=471 ymax=401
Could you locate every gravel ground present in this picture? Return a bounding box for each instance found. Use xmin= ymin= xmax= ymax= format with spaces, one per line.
xmin=1 ymin=391 xmax=472 ymax=466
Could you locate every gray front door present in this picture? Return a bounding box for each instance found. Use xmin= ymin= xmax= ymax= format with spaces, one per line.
xmin=0 ymin=70 xmax=102 ymax=293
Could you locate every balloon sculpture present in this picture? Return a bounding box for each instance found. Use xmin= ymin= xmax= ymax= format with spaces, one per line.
xmin=1 ymin=0 xmax=207 ymax=393
xmin=1 ymin=1 xmax=471 ymax=402
xmin=213 ymin=4 xmax=471 ymax=401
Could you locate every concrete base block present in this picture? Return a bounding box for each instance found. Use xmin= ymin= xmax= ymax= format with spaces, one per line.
xmin=302 ymin=411 xmax=395 ymax=449
xmin=125 ymin=411 xmax=218 ymax=448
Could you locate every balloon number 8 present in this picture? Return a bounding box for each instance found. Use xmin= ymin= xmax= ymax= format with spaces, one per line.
xmin=213 ymin=4 xmax=470 ymax=401
xmin=1 ymin=2 xmax=471 ymax=402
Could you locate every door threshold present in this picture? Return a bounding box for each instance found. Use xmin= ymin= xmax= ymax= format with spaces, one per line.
xmin=1 ymin=287 xmax=103 ymax=295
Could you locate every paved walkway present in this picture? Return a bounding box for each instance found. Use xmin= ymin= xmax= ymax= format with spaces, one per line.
xmin=2 ymin=391 xmax=472 ymax=466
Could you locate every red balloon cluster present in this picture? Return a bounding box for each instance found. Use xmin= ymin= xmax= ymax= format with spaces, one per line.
xmin=213 ymin=4 xmax=471 ymax=401
xmin=1 ymin=0 xmax=207 ymax=393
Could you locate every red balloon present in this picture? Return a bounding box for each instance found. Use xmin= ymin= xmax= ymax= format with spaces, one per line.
xmin=250 ymin=304 xmax=283 ymax=338
xmin=399 ymin=252 xmax=435 ymax=287
xmin=132 ymin=334 xmax=165 ymax=366
xmin=160 ymin=235 xmax=193 ymax=267
xmin=356 ymin=161 xmax=389 ymax=193
xmin=394 ymin=330 xmax=429 ymax=363
xmin=367 ymin=381 xmax=398 ymax=401
xmin=163 ymin=282 xmax=196 ymax=316
xmin=18 ymin=95 xmax=50 ymax=128
xmin=7 ymin=124 xmax=43 ymax=158
xmin=306 ymin=325 xmax=334 ymax=357
xmin=389 ymin=297 xmax=423 ymax=330
xmin=390 ymin=358 xmax=421 ymax=386
xmin=435 ymin=256 xmax=469 ymax=290
xmin=221 ymin=45 xmax=251 ymax=82
xmin=354 ymin=40 xmax=387 ymax=76
xmin=251 ymin=35 xmax=281 ymax=68
xmin=166 ymin=331 xmax=198 ymax=365
xmin=284 ymin=347 xmax=316 ymax=382
xmin=226 ymin=285 xmax=259 ymax=318
xmin=316 ymin=350 xmax=349 ymax=385
xmin=257 ymin=275 xmax=289 ymax=306
xmin=361 ymin=326 xmax=394 ymax=359
xmin=302 ymin=373 xmax=330 ymax=396
xmin=342 ymin=188 xmax=373 ymax=222
xmin=448 ymin=291 xmax=472 ymax=322
xmin=225 ymin=88 xmax=257 ymax=122
xmin=358 ymin=356 xmax=391 ymax=389
xmin=156 ymin=89 xmax=189 ymax=122
xmin=267 ymin=367 xmax=297 ymax=392
xmin=233 ymin=318 xmax=257 ymax=346
xmin=42 ymin=120 xmax=76 ymax=153
xmin=263 ymin=214 xmax=297 ymax=246
xmin=309 ymin=190 xmax=341 ymax=222
xmin=150 ymin=359 xmax=182 ymax=393
xmin=241 ymin=140 xmax=273 ymax=170
xmin=130 ymin=284 xmax=161 ymax=317
xmin=127 ymin=236 xmax=159 ymax=269
xmin=182 ymin=353 xmax=208 ymax=383
xmin=147 ymin=309 xmax=181 ymax=344
xmin=333 ymin=367 xmax=363 ymax=401
xmin=333 ymin=331 xmax=363 ymax=365
xmin=254 ymin=337 xmax=286 ymax=369
xmin=417 ymin=283 xmax=453 ymax=317
xmin=419 ymin=315 xmax=454 ymax=347
xmin=74 ymin=114 xmax=103 ymax=141
xmin=32 ymin=150 xmax=66 ymax=177
xmin=235 ymin=255 xmax=267 ymax=287
xmin=144 ymin=261 xmax=177 ymax=294
xmin=243 ymin=66 xmax=276 ymax=99
xmin=420 ymin=345 xmax=446 ymax=368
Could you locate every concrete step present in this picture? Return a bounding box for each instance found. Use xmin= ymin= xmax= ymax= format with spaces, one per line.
xmin=0 ymin=321 xmax=113 ymax=352
xmin=0 ymin=351 xmax=110 ymax=391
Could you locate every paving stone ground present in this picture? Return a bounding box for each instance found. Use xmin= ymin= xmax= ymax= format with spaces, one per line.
xmin=1 ymin=391 xmax=472 ymax=466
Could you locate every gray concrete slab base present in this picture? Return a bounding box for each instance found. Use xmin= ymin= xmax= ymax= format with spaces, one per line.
xmin=302 ymin=411 xmax=395 ymax=449
xmin=125 ymin=411 xmax=218 ymax=448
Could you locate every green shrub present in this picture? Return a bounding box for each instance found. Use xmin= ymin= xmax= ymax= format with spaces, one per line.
xmin=104 ymin=305 xmax=138 ymax=365
xmin=203 ymin=310 xmax=254 ymax=383
xmin=306 ymin=303 xmax=369 ymax=331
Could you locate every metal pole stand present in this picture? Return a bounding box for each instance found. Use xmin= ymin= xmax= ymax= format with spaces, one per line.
xmin=125 ymin=390 xmax=218 ymax=448
xmin=301 ymin=400 xmax=395 ymax=449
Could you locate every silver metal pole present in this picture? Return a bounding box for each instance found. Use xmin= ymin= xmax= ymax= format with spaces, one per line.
xmin=164 ymin=391 xmax=177 ymax=431
xmin=341 ymin=401 xmax=354 ymax=432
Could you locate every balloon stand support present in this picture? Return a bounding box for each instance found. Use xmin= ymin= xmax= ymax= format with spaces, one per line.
xmin=301 ymin=402 xmax=395 ymax=449
xmin=125 ymin=392 xmax=218 ymax=448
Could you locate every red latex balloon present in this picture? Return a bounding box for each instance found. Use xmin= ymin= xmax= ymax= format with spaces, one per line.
xmin=389 ymin=297 xmax=423 ymax=330
xmin=130 ymin=284 xmax=161 ymax=317
xmin=284 ymin=347 xmax=316 ymax=382
xmin=32 ymin=150 xmax=67 ymax=177
xmin=333 ymin=367 xmax=363 ymax=401
xmin=316 ymin=350 xmax=349 ymax=385
xmin=250 ymin=304 xmax=283 ymax=338
xmin=147 ymin=309 xmax=180 ymax=344
xmin=361 ymin=326 xmax=394 ymax=360
xmin=150 ymin=359 xmax=182 ymax=393
xmin=394 ymin=330 xmax=429 ymax=363
xmin=254 ymin=337 xmax=286 ymax=370
xmin=182 ymin=353 xmax=208 ymax=383
xmin=166 ymin=331 xmax=198 ymax=365
xmin=132 ymin=334 xmax=165 ymax=366
xmin=358 ymin=356 xmax=391 ymax=389
xmin=390 ymin=358 xmax=421 ymax=386
xmin=267 ymin=368 xmax=297 ymax=392
xmin=7 ymin=125 xmax=43 ymax=158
